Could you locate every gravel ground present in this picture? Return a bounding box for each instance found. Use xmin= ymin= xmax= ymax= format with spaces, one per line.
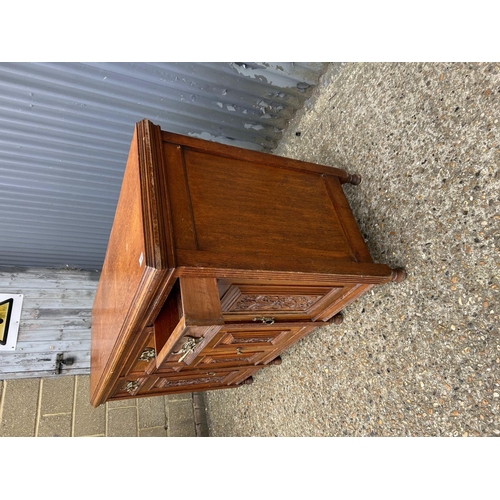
xmin=205 ymin=62 xmax=500 ymax=437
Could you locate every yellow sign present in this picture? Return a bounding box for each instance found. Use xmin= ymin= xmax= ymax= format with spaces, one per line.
xmin=0 ymin=298 xmax=14 ymax=345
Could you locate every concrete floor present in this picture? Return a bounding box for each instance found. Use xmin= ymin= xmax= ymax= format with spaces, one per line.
xmin=204 ymin=62 xmax=499 ymax=437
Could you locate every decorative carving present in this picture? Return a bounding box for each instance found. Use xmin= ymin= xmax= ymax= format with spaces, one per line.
xmin=162 ymin=376 xmax=225 ymax=388
xmin=212 ymin=357 xmax=253 ymax=364
xmin=232 ymin=294 xmax=321 ymax=312
xmin=232 ymin=336 xmax=276 ymax=344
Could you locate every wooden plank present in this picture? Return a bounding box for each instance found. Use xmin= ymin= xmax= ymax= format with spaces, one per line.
xmin=0 ymin=351 xmax=90 ymax=370
xmin=322 ymin=175 xmax=374 ymax=263
xmin=20 ymin=309 xmax=92 ymax=321
xmin=14 ymin=340 xmax=90 ymax=353
xmin=16 ymin=329 xmax=91 ymax=342
xmin=0 ymin=266 xmax=96 ymax=379
xmin=163 ymin=142 xmax=199 ymax=251
xmin=176 ymin=261 xmax=394 ymax=283
xmin=1 ymin=282 xmax=98 ymax=290
xmin=0 ymin=268 xmax=93 ymax=277
xmin=0 ymin=289 xmax=96 ymax=300
xmin=0 ymin=270 xmax=99 ymax=290
xmin=21 ymin=293 xmax=97 ymax=309
xmin=15 ymin=322 xmax=91 ymax=338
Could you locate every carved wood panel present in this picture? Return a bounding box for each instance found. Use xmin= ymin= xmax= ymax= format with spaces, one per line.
xmin=220 ymin=283 xmax=351 ymax=322
xmin=232 ymin=293 xmax=322 ymax=312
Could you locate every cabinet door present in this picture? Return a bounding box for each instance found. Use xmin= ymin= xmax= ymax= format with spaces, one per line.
xmin=219 ymin=281 xmax=358 ymax=322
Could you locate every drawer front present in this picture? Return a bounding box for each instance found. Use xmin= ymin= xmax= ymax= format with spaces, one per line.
xmin=123 ymin=329 xmax=157 ymax=377
xmin=139 ymin=366 xmax=260 ymax=396
xmin=155 ymin=325 xmax=223 ymax=373
xmin=219 ymin=282 xmax=356 ymax=322
xmin=110 ymin=375 xmax=149 ymax=400
xmin=190 ymin=323 xmax=317 ymax=369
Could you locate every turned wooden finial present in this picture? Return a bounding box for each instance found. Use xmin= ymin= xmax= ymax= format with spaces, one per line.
xmin=391 ymin=268 xmax=407 ymax=283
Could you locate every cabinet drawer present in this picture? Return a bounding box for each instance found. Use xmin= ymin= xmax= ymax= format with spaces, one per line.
xmin=140 ymin=366 xmax=260 ymax=396
xmin=153 ymin=277 xmax=224 ymax=372
xmin=190 ymin=323 xmax=317 ymax=369
xmin=219 ymin=281 xmax=356 ymax=322
xmin=122 ymin=328 xmax=157 ymax=377
xmin=110 ymin=375 xmax=149 ymax=400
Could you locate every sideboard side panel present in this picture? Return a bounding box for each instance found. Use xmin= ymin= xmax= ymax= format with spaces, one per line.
xmin=90 ymin=126 xmax=147 ymax=401
xmin=171 ymin=148 xmax=358 ymax=274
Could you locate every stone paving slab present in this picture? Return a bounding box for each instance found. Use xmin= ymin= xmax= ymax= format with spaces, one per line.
xmin=0 ymin=379 xmax=39 ymax=437
xmin=0 ymin=375 xmax=202 ymax=437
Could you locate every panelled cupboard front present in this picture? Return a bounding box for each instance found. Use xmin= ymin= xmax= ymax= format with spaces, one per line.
xmin=89 ymin=120 xmax=405 ymax=407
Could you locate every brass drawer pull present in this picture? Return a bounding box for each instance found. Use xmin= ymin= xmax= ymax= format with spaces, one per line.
xmin=139 ymin=347 xmax=156 ymax=362
xmin=124 ymin=380 xmax=140 ymax=394
xmin=174 ymin=337 xmax=201 ymax=362
xmin=253 ymin=316 xmax=275 ymax=325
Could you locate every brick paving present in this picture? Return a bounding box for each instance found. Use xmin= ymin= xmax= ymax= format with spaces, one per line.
xmin=0 ymin=376 xmax=207 ymax=437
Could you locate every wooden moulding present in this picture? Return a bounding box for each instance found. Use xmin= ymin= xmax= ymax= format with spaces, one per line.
xmin=161 ymin=130 xmax=353 ymax=182
xmin=90 ymin=120 xmax=174 ymax=407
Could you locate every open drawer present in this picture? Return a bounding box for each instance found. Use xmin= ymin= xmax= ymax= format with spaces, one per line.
xmin=153 ymin=277 xmax=225 ymax=372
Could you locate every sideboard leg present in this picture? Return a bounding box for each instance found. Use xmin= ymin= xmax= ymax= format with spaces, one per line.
xmin=269 ymin=356 xmax=282 ymax=365
xmin=242 ymin=377 xmax=254 ymax=385
xmin=341 ymin=173 xmax=362 ymax=185
xmin=330 ymin=313 xmax=344 ymax=325
xmin=391 ymin=268 xmax=407 ymax=283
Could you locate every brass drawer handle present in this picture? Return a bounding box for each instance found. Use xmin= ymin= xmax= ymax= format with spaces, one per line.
xmin=253 ymin=316 xmax=275 ymax=325
xmin=174 ymin=337 xmax=201 ymax=362
xmin=139 ymin=347 xmax=156 ymax=362
xmin=124 ymin=380 xmax=140 ymax=394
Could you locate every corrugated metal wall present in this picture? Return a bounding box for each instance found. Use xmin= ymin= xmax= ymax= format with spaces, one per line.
xmin=0 ymin=62 xmax=328 ymax=271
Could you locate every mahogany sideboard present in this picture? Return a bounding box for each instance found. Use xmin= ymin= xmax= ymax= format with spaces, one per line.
xmin=89 ymin=119 xmax=405 ymax=407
